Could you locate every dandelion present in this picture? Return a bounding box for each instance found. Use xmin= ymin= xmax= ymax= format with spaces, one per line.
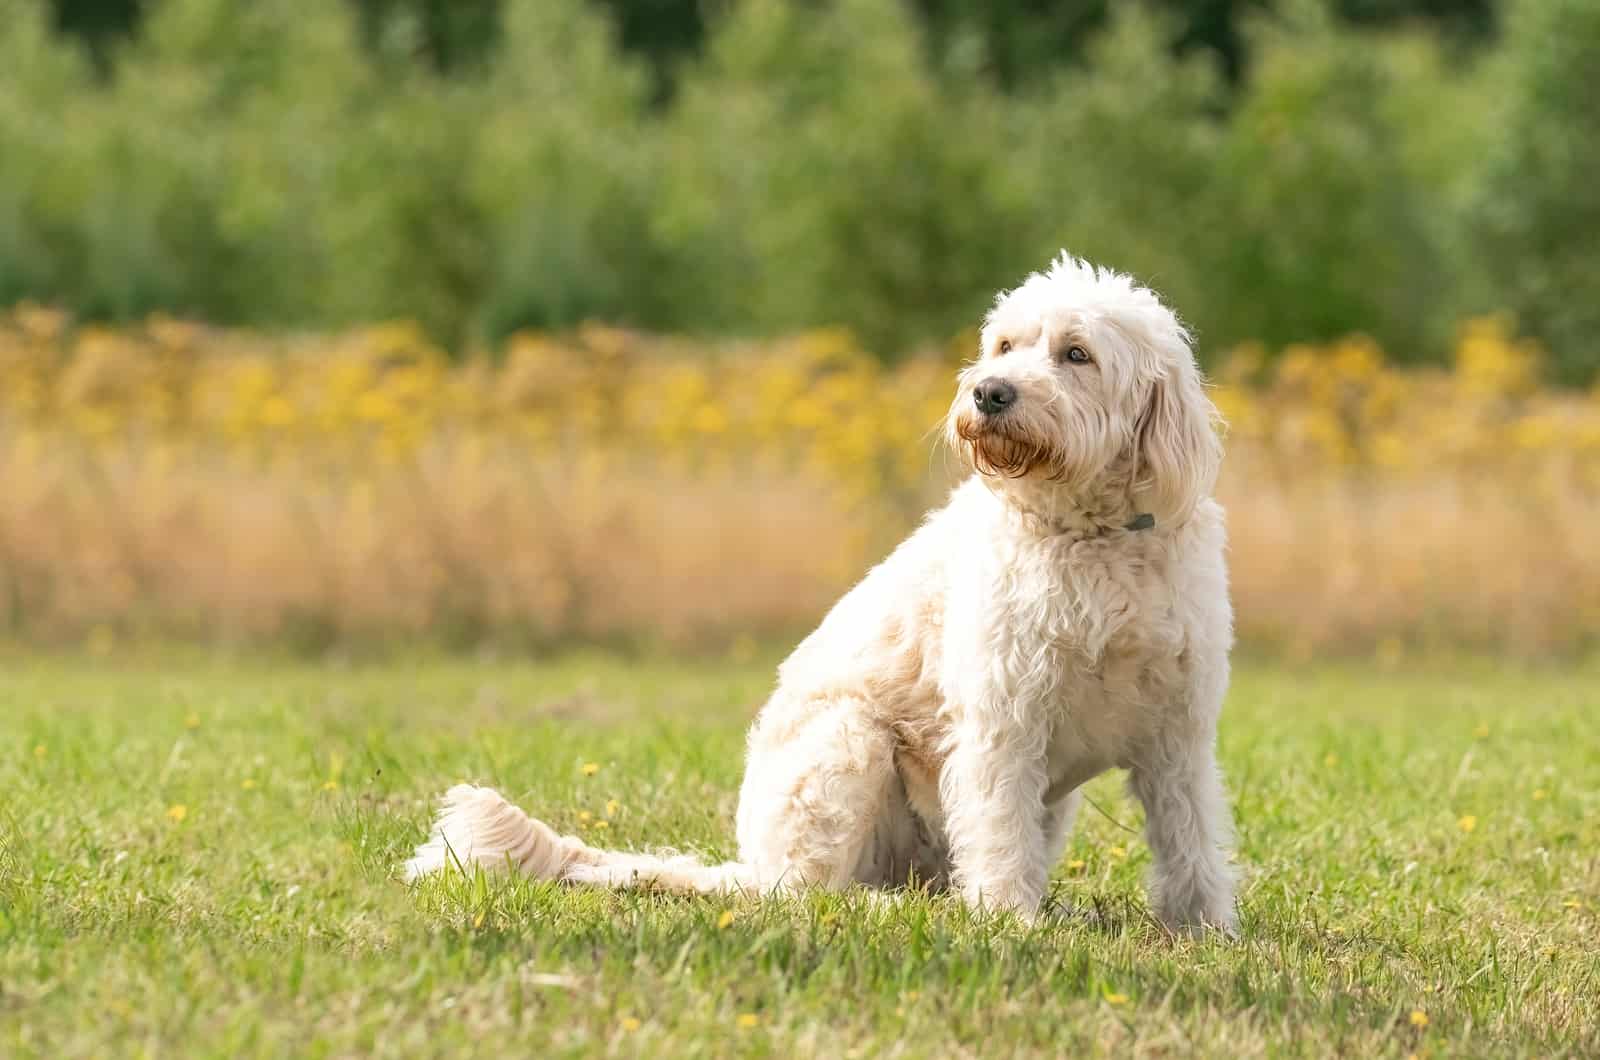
xmin=1323 ymin=752 xmax=1339 ymax=768
xmin=578 ymin=810 xmax=592 ymax=823
xmin=1109 ymin=845 xmax=1127 ymax=859
xmin=605 ymin=799 xmax=620 ymax=818
xmin=736 ymin=1013 xmax=760 ymax=1029
xmin=322 ymin=779 xmax=339 ymax=792
xmin=620 ymin=1016 xmax=641 ymax=1032
xmin=1066 ymin=859 xmax=1086 ymax=873
xmin=1103 ymin=991 xmax=1129 ymax=1005
xmin=184 ymin=713 xmax=201 ymax=729
xmin=1457 ymin=815 xmax=1477 ymax=833
xmin=1409 ymin=1009 xmax=1429 ymax=1028
xmin=1532 ymin=789 xmax=1547 ymax=801
xmin=592 ymin=820 xmax=609 ymax=831
xmin=717 ymin=910 xmax=735 ymax=930
xmin=1473 ymin=723 xmax=1490 ymax=740
xmin=241 ymin=778 xmax=257 ymax=790
xmin=582 ymin=762 xmax=600 ymax=777
xmin=166 ymin=804 xmax=188 ymax=823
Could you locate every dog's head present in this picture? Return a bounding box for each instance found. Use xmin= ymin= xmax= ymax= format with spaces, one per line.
xmin=946 ymin=253 xmax=1221 ymax=526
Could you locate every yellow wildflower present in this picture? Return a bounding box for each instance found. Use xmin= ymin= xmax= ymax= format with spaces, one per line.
xmin=1323 ymin=753 xmax=1339 ymax=768
xmin=322 ymin=779 xmax=339 ymax=792
xmin=620 ymin=1016 xmax=641 ymax=1032
xmin=1457 ymin=815 xmax=1477 ymax=833
xmin=1409 ymin=1009 xmax=1429 ymax=1028
xmin=184 ymin=713 xmax=201 ymax=729
xmin=581 ymin=762 xmax=600 ymax=777
xmin=241 ymin=778 xmax=258 ymax=790
xmin=1109 ymin=846 xmax=1127 ymax=859
xmin=1532 ymin=789 xmax=1547 ymax=801
xmin=717 ymin=910 xmax=735 ymax=930
xmin=605 ymin=799 xmax=620 ymax=818
xmin=1066 ymin=859 xmax=1086 ymax=872
xmin=1473 ymin=723 xmax=1490 ymax=739
xmin=736 ymin=1013 xmax=760 ymax=1029
xmin=1103 ymin=992 xmax=1128 ymax=1005
xmin=33 ymin=745 xmax=46 ymax=759
xmin=166 ymin=804 xmax=188 ymax=823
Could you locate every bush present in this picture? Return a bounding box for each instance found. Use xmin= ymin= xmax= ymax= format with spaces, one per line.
xmin=0 ymin=0 xmax=1594 ymax=379
xmin=465 ymin=0 xmax=663 ymax=339
xmin=1195 ymin=6 xmax=1469 ymax=361
xmin=652 ymin=0 xmax=1013 ymax=348
xmin=1467 ymin=0 xmax=1600 ymax=385
xmin=0 ymin=0 xmax=370 ymax=322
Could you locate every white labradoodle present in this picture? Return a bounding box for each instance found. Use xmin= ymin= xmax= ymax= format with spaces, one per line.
xmin=408 ymin=253 xmax=1239 ymax=934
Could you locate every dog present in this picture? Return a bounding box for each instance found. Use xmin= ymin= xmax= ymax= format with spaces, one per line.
xmin=407 ymin=252 xmax=1239 ymax=935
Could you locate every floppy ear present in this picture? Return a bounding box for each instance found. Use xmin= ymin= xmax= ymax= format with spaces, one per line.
xmin=1134 ymin=349 xmax=1222 ymax=525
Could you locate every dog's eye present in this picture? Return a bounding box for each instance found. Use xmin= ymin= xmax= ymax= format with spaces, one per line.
xmin=1064 ymin=346 xmax=1091 ymax=365
xmin=997 ymin=340 xmax=1012 ymax=356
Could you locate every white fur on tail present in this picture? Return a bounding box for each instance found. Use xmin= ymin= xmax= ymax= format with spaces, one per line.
xmin=404 ymin=784 xmax=757 ymax=894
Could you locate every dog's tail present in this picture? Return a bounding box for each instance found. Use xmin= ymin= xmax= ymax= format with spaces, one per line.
xmin=403 ymin=784 xmax=759 ymax=894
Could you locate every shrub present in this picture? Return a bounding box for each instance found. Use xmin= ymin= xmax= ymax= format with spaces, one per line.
xmin=1467 ymin=0 xmax=1600 ymax=385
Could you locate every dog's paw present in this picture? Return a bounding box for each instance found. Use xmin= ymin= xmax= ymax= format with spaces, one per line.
xmin=1157 ymin=899 xmax=1238 ymax=940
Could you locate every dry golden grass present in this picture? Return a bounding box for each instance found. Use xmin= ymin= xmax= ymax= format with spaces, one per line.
xmin=2 ymin=307 xmax=1597 ymax=655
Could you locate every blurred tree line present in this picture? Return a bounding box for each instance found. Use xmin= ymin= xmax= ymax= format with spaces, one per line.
xmin=5 ymin=0 xmax=1597 ymax=381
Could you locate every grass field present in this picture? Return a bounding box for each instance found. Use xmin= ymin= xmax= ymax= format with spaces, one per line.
xmin=1 ymin=649 xmax=1596 ymax=1057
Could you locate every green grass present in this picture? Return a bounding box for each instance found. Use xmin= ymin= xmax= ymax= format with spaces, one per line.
xmin=1 ymin=649 xmax=1596 ymax=1058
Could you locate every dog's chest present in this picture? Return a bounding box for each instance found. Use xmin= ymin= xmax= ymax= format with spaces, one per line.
xmin=987 ymin=538 xmax=1185 ymax=759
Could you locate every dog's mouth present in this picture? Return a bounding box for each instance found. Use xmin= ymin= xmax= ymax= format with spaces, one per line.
xmin=949 ymin=409 xmax=1064 ymax=480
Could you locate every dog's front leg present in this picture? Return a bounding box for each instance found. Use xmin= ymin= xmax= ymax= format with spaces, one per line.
xmin=939 ymin=717 xmax=1052 ymax=919
xmin=1128 ymin=719 xmax=1239 ymax=937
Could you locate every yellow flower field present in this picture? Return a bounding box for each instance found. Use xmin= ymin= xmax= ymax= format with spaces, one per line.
xmin=2 ymin=306 xmax=1597 ymax=655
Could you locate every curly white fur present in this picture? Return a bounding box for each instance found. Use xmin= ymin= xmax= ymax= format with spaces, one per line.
xmin=407 ymin=253 xmax=1239 ymax=935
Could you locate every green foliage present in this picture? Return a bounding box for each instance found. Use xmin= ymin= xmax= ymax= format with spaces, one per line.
xmin=0 ymin=0 xmax=372 ymax=322
xmin=1468 ymin=0 xmax=1600 ymax=385
xmin=654 ymin=0 xmax=1020 ymax=345
xmin=1197 ymin=7 xmax=1463 ymax=359
xmin=467 ymin=0 xmax=663 ymax=336
xmin=0 ymin=0 xmax=1593 ymax=379
xmin=0 ymin=0 xmax=94 ymax=305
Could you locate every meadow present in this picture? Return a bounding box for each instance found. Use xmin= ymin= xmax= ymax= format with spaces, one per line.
xmin=2 ymin=307 xmax=1599 ymax=658
xmin=1 ymin=649 xmax=1596 ymax=1057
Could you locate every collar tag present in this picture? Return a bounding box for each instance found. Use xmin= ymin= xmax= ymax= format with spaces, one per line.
xmin=1124 ymin=513 xmax=1156 ymax=532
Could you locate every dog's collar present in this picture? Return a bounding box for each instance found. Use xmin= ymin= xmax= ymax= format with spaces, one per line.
xmin=1124 ymin=513 xmax=1155 ymax=532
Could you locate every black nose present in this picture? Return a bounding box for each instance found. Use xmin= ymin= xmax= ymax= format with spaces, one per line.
xmin=972 ymin=378 xmax=1017 ymax=416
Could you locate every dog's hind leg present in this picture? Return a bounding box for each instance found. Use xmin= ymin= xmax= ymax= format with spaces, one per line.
xmin=735 ymin=697 xmax=902 ymax=892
